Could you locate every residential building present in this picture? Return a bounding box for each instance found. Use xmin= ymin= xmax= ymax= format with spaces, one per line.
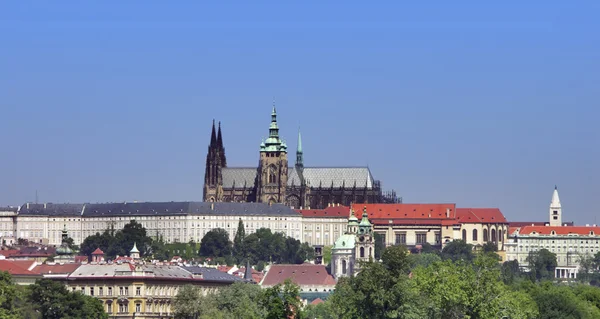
xmin=296 ymin=204 xmax=349 ymax=246
xmin=67 ymin=263 xmax=242 ymax=318
xmin=260 ymin=264 xmax=336 ymax=302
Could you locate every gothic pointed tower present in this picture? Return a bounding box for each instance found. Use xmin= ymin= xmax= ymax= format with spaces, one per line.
xmin=257 ymin=107 xmax=288 ymax=204
xmin=204 ymin=120 xmax=226 ymax=202
xmin=296 ymin=128 xmax=303 ymax=171
xmin=549 ymin=185 xmax=562 ymax=226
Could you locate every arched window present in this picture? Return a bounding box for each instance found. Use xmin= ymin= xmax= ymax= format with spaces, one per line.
xmin=491 ymin=229 xmax=497 ymax=243
xmin=462 ymin=229 xmax=467 ymax=241
xmin=369 ymin=247 xmax=372 ymax=258
xmin=268 ymin=165 xmax=277 ymax=184
xmin=472 ymin=229 xmax=478 ymax=241
xmin=360 ymin=247 xmax=365 ymax=258
xmin=342 ymin=260 xmax=347 ymax=274
xmin=483 ymin=229 xmax=489 ymax=242
xmin=499 ymin=229 xmax=503 ymax=242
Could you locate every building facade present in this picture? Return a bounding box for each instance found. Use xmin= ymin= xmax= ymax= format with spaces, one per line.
xmin=505 ymin=187 xmax=598 ymax=277
xmin=203 ymin=108 xmax=400 ymax=209
xmin=67 ymin=264 xmax=242 ymax=318
xmin=12 ymin=202 xmax=303 ymax=246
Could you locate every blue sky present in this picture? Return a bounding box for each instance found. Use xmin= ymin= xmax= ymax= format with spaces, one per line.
xmin=1 ymin=2 xmax=598 ymax=224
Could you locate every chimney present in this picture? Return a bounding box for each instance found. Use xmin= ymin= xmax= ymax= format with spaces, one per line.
xmin=211 ymin=202 xmax=214 ymax=210
xmin=446 ymin=208 xmax=450 ymax=218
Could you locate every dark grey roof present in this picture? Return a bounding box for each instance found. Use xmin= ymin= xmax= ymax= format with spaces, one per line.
xmin=223 ymin=166 xmax=375 ymax=189
xmin=18 ymin=203 xmax=84 ymax=216
xmin=290 ymin=167 xmax=374 ymax=188
xmin=221 ymin=167 xmax=257 ymax=188
xmin=183 ymin=266 xmax=244 ymax=282
xmin=0 ymin=206 xmax=18 ymax=212
xmin=188 ymin=202 xmax=300 ymax=217
xmin=83 ymin=202 xmax=189 ymax=217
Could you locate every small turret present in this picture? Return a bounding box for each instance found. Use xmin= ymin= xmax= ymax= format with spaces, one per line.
xmin=130 ymin=242 xmax=140 ymax=260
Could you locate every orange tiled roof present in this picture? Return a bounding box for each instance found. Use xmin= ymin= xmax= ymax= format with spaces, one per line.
xmin=32 ymin=263 xmax=80 ymax=275
xmin=296 ymin=205 xmax=350 ymax=218
xmin=351 ymin=203 xmax=457 ymax=220
xmin=516 ymin=226 xmax=600 ymax=236
xmin=91 ymin=248 xmax=104 ymax=255
xmin=456 ymin=208 xmax=507 ymax=224
xmin=261 ymin=264 xmax=336 ymax=287
xmin=0 ymin=260 xmax=37 ymax=276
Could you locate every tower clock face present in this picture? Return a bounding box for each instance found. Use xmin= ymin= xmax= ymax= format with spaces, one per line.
xmin=359 ymin=236 xmax=365 ymax=242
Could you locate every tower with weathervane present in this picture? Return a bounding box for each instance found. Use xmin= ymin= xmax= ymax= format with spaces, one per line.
xmin=256 ymin=107 xmax=289 ymax=204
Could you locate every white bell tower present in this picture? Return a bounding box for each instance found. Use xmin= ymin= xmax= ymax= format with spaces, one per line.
xmin=549 ymin=186 xmax=562 ymax=226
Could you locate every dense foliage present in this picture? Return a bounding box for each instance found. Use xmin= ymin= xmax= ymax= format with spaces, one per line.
xmin=0 ymin=273 xmax=106 ymax=319
xmin=79 ymin=220 xmax=154 ymax=259
xmin=200 ymin=221 xmax=314 ymax=266
xmin=173 ymin=280 xmax=302 ymax=319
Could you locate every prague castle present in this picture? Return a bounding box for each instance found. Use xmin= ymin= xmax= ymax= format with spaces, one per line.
xmin=203 ymin=108 xmax=399 ymax=209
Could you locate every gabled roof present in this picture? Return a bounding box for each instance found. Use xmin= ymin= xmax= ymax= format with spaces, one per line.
xmin=351 ymin=203 xmax=456 ymax=220
xmin=91 ymin=248 xmax=104 ymax=255
xmin=0 ymin=260 xmax=38 ymax=276
xmin=261 ymin=264 xmax=336 ymax=287
xmin=32 ymin=263 xmax=80 ymax=275
xmin=296 ymin=205 xmax=350 ymax=218
xmin=456 ymin=208 xmax=507 ymax=224
xmin=515 ymin=226 xmax=600 ymax=236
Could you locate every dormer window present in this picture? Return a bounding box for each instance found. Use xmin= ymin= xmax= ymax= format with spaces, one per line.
xmin=551 ymin=230 xmax=556 ymax=236
xmin=590 ymin=231 xmax=595 ymax=236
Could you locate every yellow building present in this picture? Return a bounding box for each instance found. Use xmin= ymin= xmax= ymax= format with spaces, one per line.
xmin=66 ymin=263 xmax=243 ymax=318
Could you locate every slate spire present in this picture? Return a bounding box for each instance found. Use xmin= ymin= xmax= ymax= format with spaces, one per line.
xmin=296 ymin=127 xmax=304 ymax=170
xmin=210 ymin=119 xmax=217 ymax=147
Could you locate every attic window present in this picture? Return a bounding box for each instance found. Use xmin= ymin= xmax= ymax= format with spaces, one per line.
xmin=551 ymin=231 xmax=556 ymax=235
xmin=591 ymin=231 xmax=595 ymax=236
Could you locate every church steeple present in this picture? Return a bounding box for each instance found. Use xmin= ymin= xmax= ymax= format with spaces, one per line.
xmin=296 ymin=128 xmax=303 ymax=170
xmin=260 ymin=106 xmax=287 ymax=153
xmin=549 ymin=185 xmax=562 ymax=226
xmin=210 ymin=119 xmax=217 ymax=147
xmin=217 ymin=121 xmax=226 ymax=167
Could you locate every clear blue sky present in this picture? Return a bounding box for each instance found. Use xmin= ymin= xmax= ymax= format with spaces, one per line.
xmin=1 ymin=2 xmax=598 ymax=224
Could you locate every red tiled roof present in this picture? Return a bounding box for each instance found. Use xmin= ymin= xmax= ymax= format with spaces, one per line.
xmin=32 ymin=263 xmax=80 ymax=275
xmin=517 ymin=226 xmax=600 ymax=236
xmin=369 ymin=218 xmax=459 ymax=226
xmin=311 ymin=298 xmax=324 ymax=305
xmin=351 ymin=203 xmax=457 ymax=220
xmin=296 ymin=205 xmax=350 ymax=218
xmin=0 ymin=260 xmax=37 ymax=276
xmin=261 ymin=264 xmax=336 ymax=287
xmin=509 ymin=221 xmax=575 ymax=227
xmin=75 ymin=256 xmax=88 ymax=263
xmin=91 ymin=248 xmax=104 ymax=255
xmin=456 ymin=208 xmax=507 ymax=224
xmin=233 ymin=267 xmax=264 ymax=283
xmin=0 ymin=250 xmax=19 ymax=257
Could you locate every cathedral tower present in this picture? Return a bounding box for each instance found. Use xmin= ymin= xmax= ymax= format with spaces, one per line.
xmin=257 ymin=107 xmax=288 ymax=204
xmin=204 ymin=120 xmax=226 ymax=202
xmin=549 ymin=185 xmax=562 ymax=226
xmin=355 ymin=206 xmax=375 ymax=265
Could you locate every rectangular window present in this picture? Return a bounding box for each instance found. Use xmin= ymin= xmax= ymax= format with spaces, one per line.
xmin=99 ymin=287 xmax=103 ymax=296
xmin=435 ymin=233 xmax=441 ymax=244
xmin=135 ymin=303 xmax=141 ymax=313
xmin=108 ymin=287 xmax=112 ymax=296
xmin=119 ymin=287 xmax=124 ymax=295
xmin=416 ymin=233 xmax=427 ymax=244
xmin=395 ymin=233 xmax=406 ymax=245
xmin=136 ymin=287 xmax=141 ymax=296
xmin=90 ymin=287 xmax=94 ymax=296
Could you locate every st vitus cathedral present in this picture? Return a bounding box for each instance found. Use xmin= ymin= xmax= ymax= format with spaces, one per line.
xmin=203 ymin=107 xmax=400 ymax=209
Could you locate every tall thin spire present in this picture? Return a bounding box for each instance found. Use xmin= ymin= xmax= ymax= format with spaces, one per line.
xmin=210 ymin=119 xmax=217 ymax=147
xmin=551 ymin=186 xmax=561 ymax=208
xmin=296 ymin=127 xmax=303 ymax=169
xmin=217 ymin=121 xmax=223 ymax=148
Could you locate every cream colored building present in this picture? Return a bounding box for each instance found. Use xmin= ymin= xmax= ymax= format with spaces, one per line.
xmin=505 ymin=187 xmax=598 ymax=276
xmin=67 ymin=263 xmax=242 ymax=318
xmin=456 ymin=208 xmax=509 ymax=252
xmin=297 ymin=204 xmax=349 ymax=246
xmin=13 ymin=202 xmax=304 ymax=246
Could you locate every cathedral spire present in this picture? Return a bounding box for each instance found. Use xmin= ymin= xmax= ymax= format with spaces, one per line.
xmin=261 ymin=106 xmax=287 ymax=153
xmin=549 ymin=185 xmax=562 ymax=227
xmin=296 ymin=127 xmax=303 ymax=169
xmin=210 ymin=119 xmax=217 ymax=147
xmin=217 ymin=121 xmax=223 ymax=149
xmin=217 ymin=121 xmax=227 ymax=167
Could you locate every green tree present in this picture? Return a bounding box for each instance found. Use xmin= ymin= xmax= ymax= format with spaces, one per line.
xmin=200 ymin=228 xmax=232 ymax=258
xmin=233 ymin=218 xmax=246 ymax=263
xmin=173 ymin=285 xmax=202 ymax=319
xmin=30 ymin=279 xmax=107 ymax=319
xmin=304 ymin=301 xmax=335 ymax=319
xmin=374 ymin=232 xmax=384 ymax=260
xmin=482 ymin=241 xmax=498 ymax=253
xmin=261 ymin=279 xmax=303 ymax=319
xmin=501 ymin=259 xmax=521 ymax=285
xmin=322 ymin=246 xmax=332 ymax=265
xmin=526 ymin=249 xmax=557 ymax=282
xmin=408 ymin=252 xmax=442 ymax=270
xmin=531 ymin=283 xmax=600 ymax=319
xmin=441 ymin=239 xmax=474 ymax=262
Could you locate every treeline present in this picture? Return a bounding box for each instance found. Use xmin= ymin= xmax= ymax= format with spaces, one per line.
xmin=174 ymin=240 xmax=600 ymax=319
xmin=79 ymin=219 xmax=313 ymax=267
xmin=199 ymin=219 xmax=314 ymax=268
xmin=173 ymin=280 xmax=302 ymax=319
xmin=0 ymin=272 xmax=106 ymax=319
